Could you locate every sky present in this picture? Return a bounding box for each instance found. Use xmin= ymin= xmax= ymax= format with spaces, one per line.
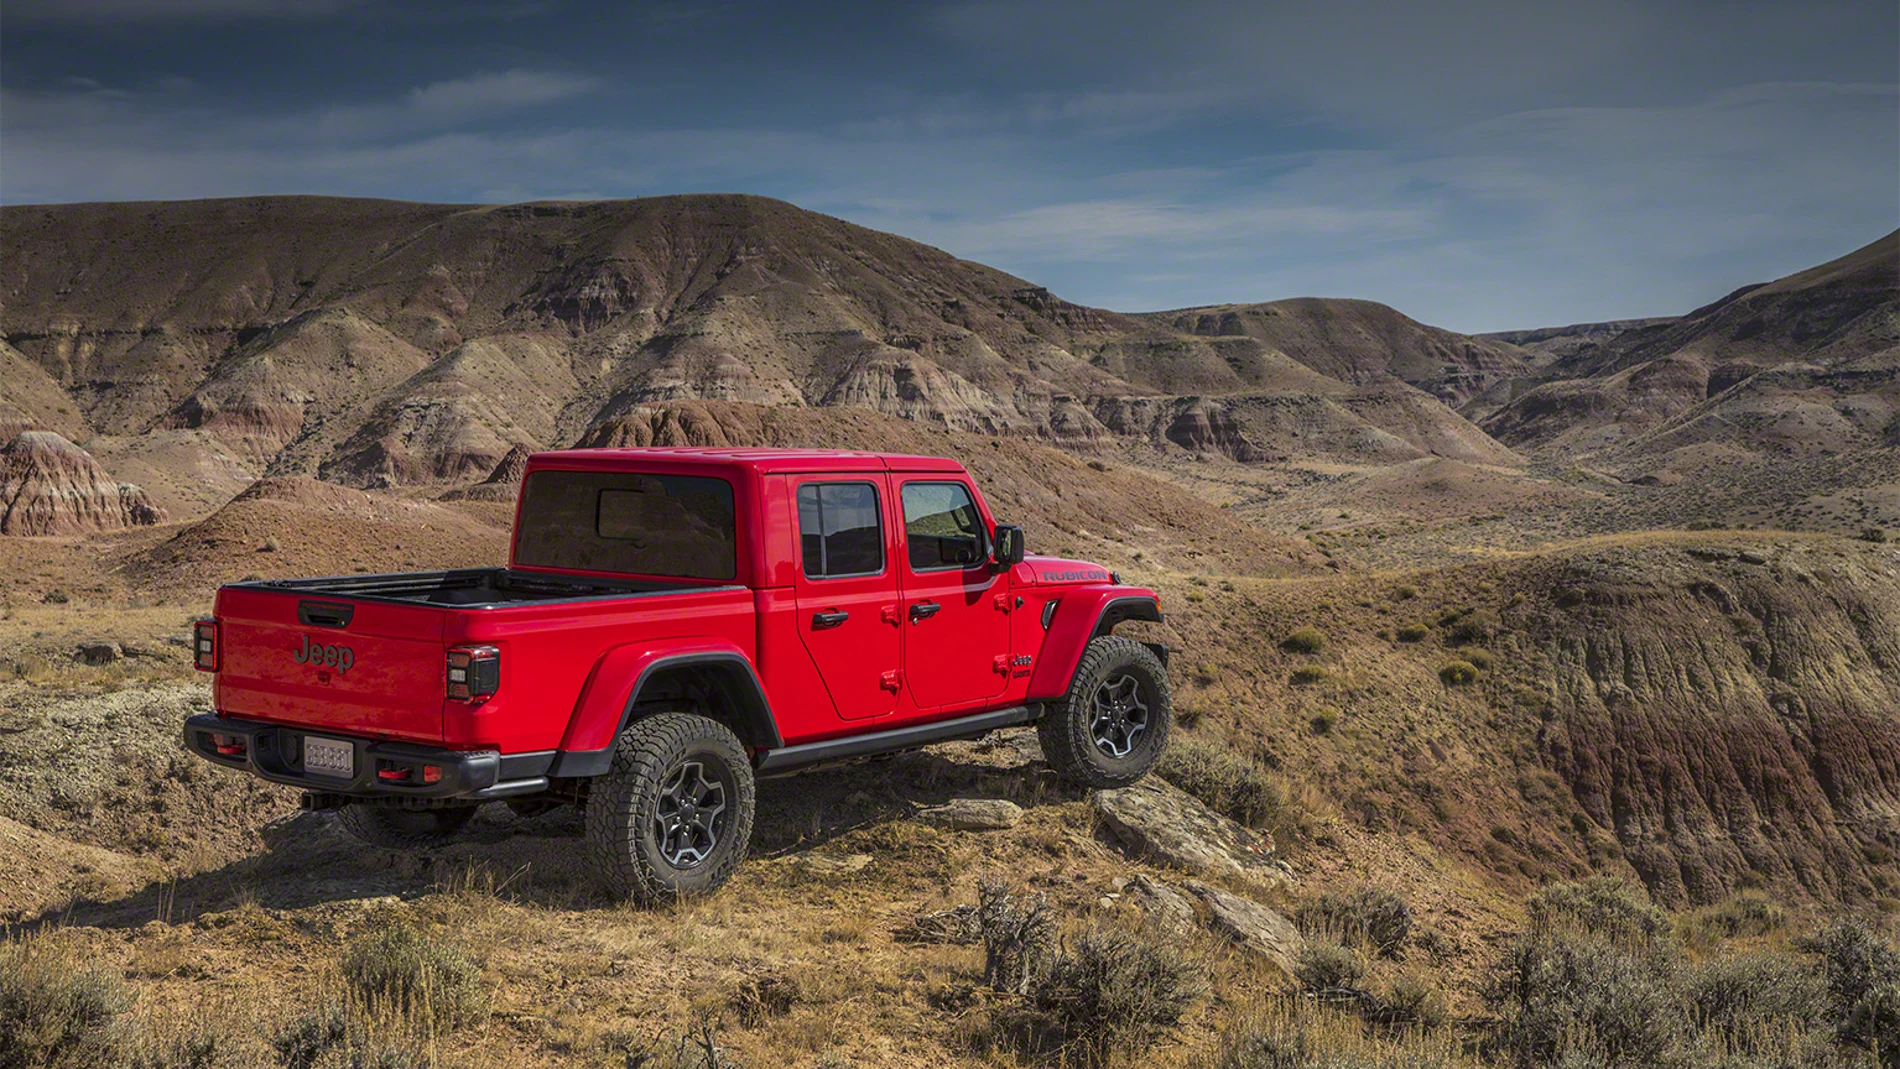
xmin=1 ymin=0 xmax=1895 ymax=332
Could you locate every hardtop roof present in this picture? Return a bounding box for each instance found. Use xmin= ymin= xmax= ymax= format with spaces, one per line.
xmin=523 ymin=446 xmax=967 ymax=475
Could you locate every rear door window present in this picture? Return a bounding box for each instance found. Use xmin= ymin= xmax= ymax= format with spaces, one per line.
xmin=901 ymin=482 xmax=987 ymax=571
xmin=797 ymin=482 xmax=884 ymax=578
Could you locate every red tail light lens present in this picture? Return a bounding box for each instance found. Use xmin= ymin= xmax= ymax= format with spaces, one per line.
xmin=194 ymin=620 xmax=219 ymax=671
xmin=446 ymin=646 xmax=500 ymax=702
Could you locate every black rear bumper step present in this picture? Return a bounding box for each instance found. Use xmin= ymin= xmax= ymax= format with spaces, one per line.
xmin=753 ymin=704 xmax=1038 ymax=776
xmin=184 ymin=713 xmax=552 ymax=801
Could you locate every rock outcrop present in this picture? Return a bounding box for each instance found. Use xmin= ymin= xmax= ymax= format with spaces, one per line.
xmin=1092 ymin=778 xmax=1289 ymax=888
xmin=915 ymin=798 xmax=1024 ymax=831
xmin=0 ymin=432 xmax=167 ymax=536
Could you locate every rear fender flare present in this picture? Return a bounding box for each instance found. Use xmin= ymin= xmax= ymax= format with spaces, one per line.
xmin=548 ymin=641 xmax=780 ymax=777
xmin=1025 ymin=589 xmax=1163 ymax=700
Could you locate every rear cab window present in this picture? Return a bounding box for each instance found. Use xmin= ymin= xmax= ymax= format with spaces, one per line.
xmin=514 ymin=470 xmax=737 ymax=579
xmin=901 ymin=482 xmax=987 ymax=571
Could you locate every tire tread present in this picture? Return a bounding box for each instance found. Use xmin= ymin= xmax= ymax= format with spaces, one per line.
xmin=1038 ymin=635 xmax=1171 ymax=788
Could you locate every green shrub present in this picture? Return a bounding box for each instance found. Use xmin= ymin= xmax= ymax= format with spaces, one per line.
xmin=1395 ymin=584 xmax=1418 ymax=600
xmin=1297 ymin=886 xmax=1414 ymax=955
xmin=1684 ymin=893 xmax=1787 ymax=942
xmin=1798 ymin=918 xmax=1900 ymax=1057
xmin=1458 ymin=647 xmax=1496 ymax=671
xmin=1446 ymin=609 xmax=1500 ymax=646
xmin=1527 ymin=878 xmax=1670 ymax=944
xmin=1439 ymin=661 xmax=1478 ymax=685
xmin=1309 ymin=713 xmax=1335 ymax=736
xmin=1281 ymin=627 xmax=1326 ymax=654
xmin=1434 ymin=607 xmax=1469 ymax=628
xmin=1296 ymin=941 xmax=1366 ymax=994
xmin=1485 ymin=931 xmax=1680 ymax=1067
xmin=340 ymin=917 xmax=485 ymax=1028
xmin=1213 ymin=1020 xmax=1458 ymax=1068
xmin=1860 ymin=527 xmax=1889 ymax=543
xmin=1396 ymin=624 xmax=1430 ymax=643
xmin=1155 ymin=737 xmax=1283 ymax=829
xmin=1371 ymin=974 xmax=1448 ymax=1030
xmin=1041 ymin=925 xmax=1206 ymax=1068
xmin=1290 ymin=666 xmax=1330 ymax=685
xmin=1681 ymin=952 xmax=1828 ymax=1056
xmin=0 ymin=932 xmax=131 ymax=1068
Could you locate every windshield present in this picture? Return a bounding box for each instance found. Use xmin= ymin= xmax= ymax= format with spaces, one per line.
xmin=514 ymin=470 xmax=737 ymax=580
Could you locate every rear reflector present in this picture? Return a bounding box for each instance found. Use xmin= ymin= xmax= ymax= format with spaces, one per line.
xmin=422 ymin=765 xmax=443 ymax=784
xmin=193 ymin=619 xmax=219 ymax=672
xmin=446 ymin=645 xmax=500 ymax=702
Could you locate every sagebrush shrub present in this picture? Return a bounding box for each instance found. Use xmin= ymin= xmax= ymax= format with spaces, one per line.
xmin=340 ymin=917 xmax=486 ymax=1028
xmin=976 ymin=877 xmax=1057 ymax=996
xmin=1297 ymin=886 xmax=1414 ymax=955
xmin=0 ymin=932 xmax=131 ymax=1069
xmin=1028 ymin=925 xmax=1206 ymax=1068
xmin=1396 ymin=624 xmax=1430 ymax=642
xmin=1527 ymin=877 xmax=1670 ymax=944
xmin=1155 ymin=737 xmax=1283 ymax=829
xmin=1291 ymin=666 xmax=1330 ymax=685
xmin=1681 ymin=951 xmax=1828 ymax=1055
xmin=1798 ymin=918 xmax=1900 ymax=1057
xmin=1485 ymin=931 xmax=1680 ymax=1067
xmin=1439 ymin=661 xmax=1478 ymax=685
xmin=1282 ymin=627 xmax=1326 ymax=654
xmin=1297 ymin=942 xmax=1367 ymax=995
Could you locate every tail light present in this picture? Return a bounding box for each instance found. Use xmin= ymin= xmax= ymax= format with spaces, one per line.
xmin=193 ymin=619 xmax=219 ymax=671
xmin=446 ymin=645 xmax=500 ymax=702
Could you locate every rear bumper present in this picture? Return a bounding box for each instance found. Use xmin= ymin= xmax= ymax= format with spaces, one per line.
xmin=183 ymin=714 xmax=551 ymax=802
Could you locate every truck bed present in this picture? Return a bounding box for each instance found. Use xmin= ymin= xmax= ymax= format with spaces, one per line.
xmin=232 ymin=567 xmax=721 ymax=608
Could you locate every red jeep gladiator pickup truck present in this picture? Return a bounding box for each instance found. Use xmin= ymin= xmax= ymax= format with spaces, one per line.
xmin=184 ymin=448 xmax=1170 ymax=902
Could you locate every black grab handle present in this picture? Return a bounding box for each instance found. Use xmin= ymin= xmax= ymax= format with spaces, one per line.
xmin=297 ymin=600 xmax=355 ymax=628
xmin=811 ymin=610 xmax=850 ymax=630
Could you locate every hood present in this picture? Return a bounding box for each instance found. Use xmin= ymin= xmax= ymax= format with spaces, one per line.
xmin=1021 ymin=555 xmax=1114 ymax=586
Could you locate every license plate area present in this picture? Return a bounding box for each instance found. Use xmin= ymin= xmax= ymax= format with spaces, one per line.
xmin=304 ymin=736 xmax=355 ymax=779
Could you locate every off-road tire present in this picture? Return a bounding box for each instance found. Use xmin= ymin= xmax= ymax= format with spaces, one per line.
xmin=337 ymin=803 xmax=478 ymax=849
xmin=584 ymin=712 xmax=755 ymax=905
xmin=1038 ymin=636 xmax=1171 ymax=788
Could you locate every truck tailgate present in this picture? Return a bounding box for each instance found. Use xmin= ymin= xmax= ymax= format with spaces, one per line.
xmin=214 ymin=587 xmax=449 ymax=743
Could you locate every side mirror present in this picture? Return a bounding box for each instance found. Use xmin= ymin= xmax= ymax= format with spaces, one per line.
xmin=991 ymin=524 xmax=1026 ymax=571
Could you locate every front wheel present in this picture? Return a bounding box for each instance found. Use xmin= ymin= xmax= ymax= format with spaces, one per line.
xmin=1038 ymin=636 xmax=1172 ymax=788
xmin=337 ymin=803 xmax=478 ymax=849
xmin=584 ymin=712 xmax=755 ymax=905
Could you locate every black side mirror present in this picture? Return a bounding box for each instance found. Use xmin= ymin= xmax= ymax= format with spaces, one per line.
xmin=991 ymin=524 xmax=1026 ymax=571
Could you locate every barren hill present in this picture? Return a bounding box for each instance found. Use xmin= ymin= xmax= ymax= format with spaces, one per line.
xmin=0 ymin=195 xmax=1516 ymax=503
xmin=1141 ymin=297 xmax=1536 ymax=406
xmin=1479 ymin=231 xmax=1900 ymax=464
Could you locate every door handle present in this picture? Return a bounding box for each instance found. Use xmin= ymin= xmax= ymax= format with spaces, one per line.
xmin=909 ymin=601 xmax=941 ymax=622
xmin=811 ymin=610 xmax=850 ymax=630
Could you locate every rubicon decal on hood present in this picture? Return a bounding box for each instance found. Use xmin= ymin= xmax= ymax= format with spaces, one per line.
xmin=1040 ymin=568 xmax=1109 ymax=582
xmin=1027 ymin=556 xmax=1112 ymax=584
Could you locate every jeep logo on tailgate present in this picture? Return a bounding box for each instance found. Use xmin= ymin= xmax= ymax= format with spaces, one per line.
xmin=293 ymin=634 xmax=354 ymax=673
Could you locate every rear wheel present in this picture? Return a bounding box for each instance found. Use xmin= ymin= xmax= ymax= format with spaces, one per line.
xmin=1038 ymin=636 xmax=1171 ymax=788
xmin=584 ymin=712 xmax=755 ymax=905
xmin=337 ymin=803 xmax=478 ymax=849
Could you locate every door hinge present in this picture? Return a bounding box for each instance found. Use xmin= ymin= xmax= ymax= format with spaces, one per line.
xmin=880 ymin=604 xmax=901 ymax=626
xmin=993 ymin=592 xmax=1013 ymax=612
xmin=880 ymin=669 xmax=903 ymax=692
xmin=992 ymin=654 xmax=1011 ymax=674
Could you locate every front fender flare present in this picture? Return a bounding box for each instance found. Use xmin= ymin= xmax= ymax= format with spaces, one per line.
xmin=1025 ymin=589 xmax=1163 ymax=700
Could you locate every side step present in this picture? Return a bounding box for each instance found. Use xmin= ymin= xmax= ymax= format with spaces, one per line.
xmin=753 ymin=705 xmax=1038 ymax=777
